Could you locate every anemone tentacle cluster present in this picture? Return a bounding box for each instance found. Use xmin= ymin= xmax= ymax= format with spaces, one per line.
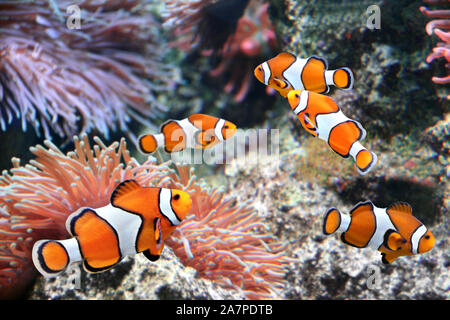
xmin=0 ymin=0 xmax=170 ymax=141
xmin=420 ymin=0 xmax=450 ymax=99
xmin=0 ymin=135 xmax=290 ymax=299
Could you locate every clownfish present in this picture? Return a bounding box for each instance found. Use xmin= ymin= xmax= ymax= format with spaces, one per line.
xmin=32 ymin=180 xmax=192 ymax=277
xmin=287 ymin=89 xmax=377 ymax=175
xmin=323 ymin=201 xmax=435 ymax=264
xmin=138 ymin=114 xmax=237 ymax=154
xmin=254 ymin=52 xmax=354 ymax=97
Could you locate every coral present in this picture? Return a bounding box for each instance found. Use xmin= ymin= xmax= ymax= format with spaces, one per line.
xmin=164 ymin=0 xmax=278 ymax=102
xmin=420 ymin=1 xmax=450 ymax=98
xmin=0 ymin=135 xmax=290 ymax=299
xmin=0 ymin=0 xmax=169 ymax=141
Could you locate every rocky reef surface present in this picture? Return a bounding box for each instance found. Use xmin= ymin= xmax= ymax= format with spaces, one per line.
xmin=29 ymin=245 xmax=242 ymax=300
xmin=223 ymin=128 xmax=449 ymax=299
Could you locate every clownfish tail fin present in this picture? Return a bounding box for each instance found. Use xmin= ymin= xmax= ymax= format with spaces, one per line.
xmin=32 ymin=238 xmax=81 ymax=278
xmin=138 ymin=133 xmax=164 ymax=154
xmin=349 ymin=142 xmax=377 ymax=175
xmin=355 ymin=148 xmax=377 ymax=176
xmin=325 ymin=67 xmax=354 ymax=90
xmin=323 ymin=208 xmax=342 ymax=235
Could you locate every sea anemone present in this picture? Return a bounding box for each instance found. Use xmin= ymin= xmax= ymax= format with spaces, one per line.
xmin=420 ymin=1 xmax=450 ymax=99
xmin=163 ymin=0 xmax=278 ymax=102
xmin=0 ymin=134 xmax=290 ymax=299
xmin=0 ymin=0 xmax=170 ymax=141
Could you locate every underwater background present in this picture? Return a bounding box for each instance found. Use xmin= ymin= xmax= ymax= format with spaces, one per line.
xmin=0 ymin=0 xmax=448 ymax=300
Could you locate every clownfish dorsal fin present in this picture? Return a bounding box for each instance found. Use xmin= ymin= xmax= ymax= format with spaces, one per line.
xmin=277 ymin=51 xmax=296 ymax=60
xmin=110 ymin=179 xmax=142 ymax=208
xmin=349 ymin=200 xmax=373 ymax=217
xmin=387 ymin=202 xmax=413 ymax=215
xmin=383 ymin=229 xmax=406 ymax=251
xmin=308 ymin=55 xmax=328 ymax=71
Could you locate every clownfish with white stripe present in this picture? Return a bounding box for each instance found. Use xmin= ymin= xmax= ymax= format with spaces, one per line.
xmin=254 ymin=52 xmax=354 ymax=97
xmin=138 ymin=114 xmax=237 ymax=154
xmin=323 ymin=201 xmax=435 ymax=264
xmin=32 ymin=179 xmax=192 ymax=277
xmin=287 ymin=89 xmax=377 ymax=175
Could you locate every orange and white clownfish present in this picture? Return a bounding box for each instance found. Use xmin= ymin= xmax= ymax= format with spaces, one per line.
xmin=323 ymin=201 xmax=435 ymax=264
xmin=254 ymin=52 xmax=354 ymax=97
xmin=32 ymin=180 xmax=192 ymax=277
xmin=287 ymin=89 xmax=377 ymax=175
xmin=138 ymin=114 xmax=237 ymax=154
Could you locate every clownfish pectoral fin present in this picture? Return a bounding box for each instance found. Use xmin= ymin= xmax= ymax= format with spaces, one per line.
xmin=142 ymin=249 xmax=160 ymax=262
xmin=383 ymin=230 xmax=406 ymax=251
xmin=381 ymin=252 xmax=398 ymax=264
xmin=154 ymin=217 xmax=163 ymax=249
xmin=304 ymin=113 xmax=317 ymax=131
xmin=273 ymin=78 xmax=290 ymax=90
xmin=195 ymin=130 xmax=217 ymax=148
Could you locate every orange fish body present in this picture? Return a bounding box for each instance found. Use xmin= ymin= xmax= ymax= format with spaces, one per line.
xmin=138 ymin=114 xmax=237 ymax=154
xmin=287 ymin=89 xmax=377 ymax=175
xmin=32 ymin=180 xmax=192 ymax=277
xmin=254 ymin=52 xmax=354 ymax=97
xmin=323 ymin=201 xmax=435 ymax=264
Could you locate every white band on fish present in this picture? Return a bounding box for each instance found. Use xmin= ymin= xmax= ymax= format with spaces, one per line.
xmin=96 ymin=204 xmax=142 ymax=256
xmin=368 ymin=206 xmax=397 ymax=249
xmin=411 ymin=225 xmax=427 ymax=254
xmin=159 ymin=188 xmax=181 ymax=226
xmin=262 ymin=62 xmax=271 ymax=85
xmin=154 ymin=133 xmax=165 ymax=148
xmin=337 ymin=214 xmax=351 ymax=233
xmin=325 ymin=70 xmax=335 ymax=86
xmin=214 ymin=119 xmax=225 ymax=142
xmin=293 ymin=90 xmax=309 ymax=115
xmin=283 ymin=57 xmax=306 ymax=90
xmin=59 ymin=238 xmax=83 ymax=263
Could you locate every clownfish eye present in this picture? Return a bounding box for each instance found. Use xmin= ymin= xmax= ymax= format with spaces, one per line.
xmin=258 ymin=67 xmax=262 ymax=71
xmin=173 ymin=194 xmax=180 ymax=200
xmin=295 ymin=94 xmax=299 ymax=98
xmin=425 ymin=235 xmax=430 ymax=240
xmin=224 ymin=125 xmax=229 ymax=129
